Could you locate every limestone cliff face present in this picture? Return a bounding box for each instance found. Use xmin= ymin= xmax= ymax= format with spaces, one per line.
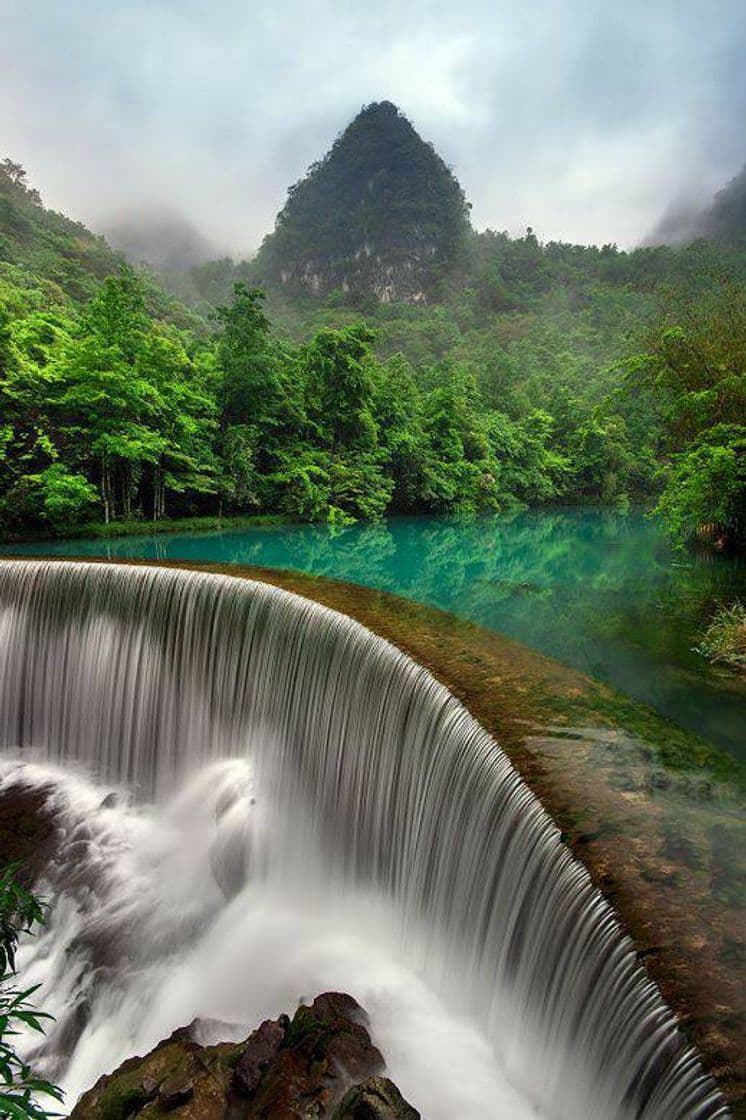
xmin=252 ymin=102 xmax=471 ymax=303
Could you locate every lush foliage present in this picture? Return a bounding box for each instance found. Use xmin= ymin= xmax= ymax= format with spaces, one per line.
xmin=627 ymin=283 xmax=745 ymax=547
xmin=0 ymin=160 xmax=744 ymax=547
xmin=0 ymin=264 xmax=583 ymax=530
xmin=0 ymin=867 xmax=62 ymax=1120
xmin=0 ymin=159 xmax=119 ymax=303
xmin=0 ymin=264 xmax=215 ymax=529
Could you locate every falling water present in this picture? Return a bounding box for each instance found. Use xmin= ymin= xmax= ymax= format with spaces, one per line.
xmin=0 ymin=560 xmax=729 ymax=1119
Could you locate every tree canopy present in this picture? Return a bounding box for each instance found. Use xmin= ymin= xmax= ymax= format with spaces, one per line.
xmin=0 ymin=159 xmax=743 ymax=550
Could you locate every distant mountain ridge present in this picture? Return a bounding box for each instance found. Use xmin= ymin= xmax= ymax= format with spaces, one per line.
xmin=251 ymin=101 xmax=472 ymax=304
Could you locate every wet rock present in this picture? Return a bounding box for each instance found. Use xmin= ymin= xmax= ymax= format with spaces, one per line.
xmin=0 ymin=780 xmax=58 ymax=884
xmin=159 ymin=1072 xmax=194 ymax=1110
xmin=70 ymin=992 xmax=410 ymax=1120
xmin=237 ymin=991 xmax=385 ymax=1117
xmin=232 ymin=1018 xmax=285 ymax=1095
xmin=332 ymin=1076 xmax=420 ymax=1119
xmin=156 ymin=1020 xmax=202 ymax=1050
xmin=311 ymin=992 xmax=368 ymax=1026
xmin=78 ymin=1066 xmax=162 ymax=1120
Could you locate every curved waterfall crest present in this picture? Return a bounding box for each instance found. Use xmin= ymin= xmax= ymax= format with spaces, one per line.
xmin=0 ymin=559 xmax=728 ymax=1119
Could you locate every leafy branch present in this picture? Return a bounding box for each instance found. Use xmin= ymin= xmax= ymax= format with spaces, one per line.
xmin=0 ymin=866 xmax=63 ymax=1120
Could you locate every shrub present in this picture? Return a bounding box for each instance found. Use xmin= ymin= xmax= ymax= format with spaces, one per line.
xmin=696 ymin=601 xmax=746 ymax=672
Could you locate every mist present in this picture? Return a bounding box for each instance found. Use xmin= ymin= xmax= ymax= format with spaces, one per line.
xmin=102 ymin=208 xmax=229 ymax=271
xmin=2 ymin=0 xmax=745 ymax=257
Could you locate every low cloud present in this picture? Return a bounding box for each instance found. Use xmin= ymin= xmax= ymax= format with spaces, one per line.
xmin=2 ymin=0 xmax=744 ymax=254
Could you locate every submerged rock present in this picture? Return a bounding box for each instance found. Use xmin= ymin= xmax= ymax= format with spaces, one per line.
xmin=70 ymin=992 xmax=418 ymax=1120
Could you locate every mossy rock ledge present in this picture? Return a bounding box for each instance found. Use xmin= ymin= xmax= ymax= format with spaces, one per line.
xmin=70 ymin=992 xmax=419 ymax=1120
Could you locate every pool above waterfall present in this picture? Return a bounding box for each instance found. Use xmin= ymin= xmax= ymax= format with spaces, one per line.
xmin=4 ymin=507 xmax=744 ymax=757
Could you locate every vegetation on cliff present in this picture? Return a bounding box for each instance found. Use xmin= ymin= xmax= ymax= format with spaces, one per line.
xmin=698 ymin=164 xmax=746 ymax=243
xmin=251 ymin=101 xmax=471 ymax=303
xmin=0 ymin=159 xmax=119 ymax=303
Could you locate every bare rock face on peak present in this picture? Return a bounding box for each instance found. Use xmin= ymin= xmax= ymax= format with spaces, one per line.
xmin=252 ymin=101 xmax=471 ymax=304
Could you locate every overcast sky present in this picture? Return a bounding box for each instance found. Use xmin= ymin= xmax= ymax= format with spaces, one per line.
xmin=2 ymin=0 xmax=744 ymax=257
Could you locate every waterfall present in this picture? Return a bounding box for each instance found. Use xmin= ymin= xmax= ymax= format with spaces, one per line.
xmin=0 ymin=560 xmax=728 ymax=1119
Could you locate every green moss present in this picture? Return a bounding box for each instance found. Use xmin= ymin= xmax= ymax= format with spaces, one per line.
xmin=545 ymin=677 xmax=746 ymax=795
xmin=96 ymin=1080 xmax=154 ymax=1120
xmin=280 ymin=1007 xmax=327 ymax=1051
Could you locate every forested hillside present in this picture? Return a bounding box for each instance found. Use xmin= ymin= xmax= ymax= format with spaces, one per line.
xmin=0 ymin=158 xmax=120 ymax=301
xmin=1 ymin=149 xmax=744 ymax=550
xmin=698 ymin=164 xmax=746 ymax=242
xmin=651 ymin=164 xmax=746 ymax=247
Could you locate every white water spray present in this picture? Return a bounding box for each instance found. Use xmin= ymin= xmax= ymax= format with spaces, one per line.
xmin=0 ymin=561 xmax=729 ymax=1118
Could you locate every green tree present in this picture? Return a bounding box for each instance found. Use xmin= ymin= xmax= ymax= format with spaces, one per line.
xmin=654 ymin=430 xmax=745 ymax=549
xmin=293 ymin=324 xmax=392 ymax=520
xmin=570 ymin=410 xmax=634 ymax=502
xmin=371 ymin=353 xmax=430 ymax=509
xmin=304 ymin=325 xmax=379 ymax=451
xmin=213 ymin=283 xmax=303 ymax=513
xmin=214 ymin=284 xmax=282 ymax=429
xmin=417 ymin=367 xmax=501 ymax=512
xmin=50 ymin=271 xmax=215 ymax=521
xmin=628 ymin=283 xmax=746 ymax=546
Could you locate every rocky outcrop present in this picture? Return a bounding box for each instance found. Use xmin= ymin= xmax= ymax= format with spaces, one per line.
xmin=0 ymin=776 xmax=58 ymax=884
xmin=70 ymin=993 xmax=419 ymax=1120
xmin=252 ymin=101 xmax=471 ymax=304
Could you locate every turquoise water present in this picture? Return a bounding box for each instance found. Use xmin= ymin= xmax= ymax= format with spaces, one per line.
xmin=4 ymin=507 xmax=745 ymax=758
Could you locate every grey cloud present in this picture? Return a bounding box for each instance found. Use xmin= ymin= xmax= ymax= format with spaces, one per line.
xmin=1 ymin=0 xmax=744 ymax=257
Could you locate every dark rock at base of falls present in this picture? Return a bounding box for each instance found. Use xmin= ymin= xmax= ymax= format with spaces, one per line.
xmin=0 ymin=779 xmax=58 ymax=885
xmin=332 ymin=1077 xmax=420 ymax=1120
xmin=70 ymin=992 xmax=420 ymax=1120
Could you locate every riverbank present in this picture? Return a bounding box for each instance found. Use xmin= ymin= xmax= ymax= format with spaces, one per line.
xmin=0 ymin=513 xmax=289 ymax=544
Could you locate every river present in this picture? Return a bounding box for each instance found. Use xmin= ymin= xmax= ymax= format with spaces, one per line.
xmin=4 ymin=506 xmax=744 ymax=758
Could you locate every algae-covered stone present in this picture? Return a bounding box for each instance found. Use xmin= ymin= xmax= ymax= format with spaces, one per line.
xmin=332 ymin=1077 xmax=420 ymax=1119
xmin=70 ymin=993 xmax=412 ymax=1120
